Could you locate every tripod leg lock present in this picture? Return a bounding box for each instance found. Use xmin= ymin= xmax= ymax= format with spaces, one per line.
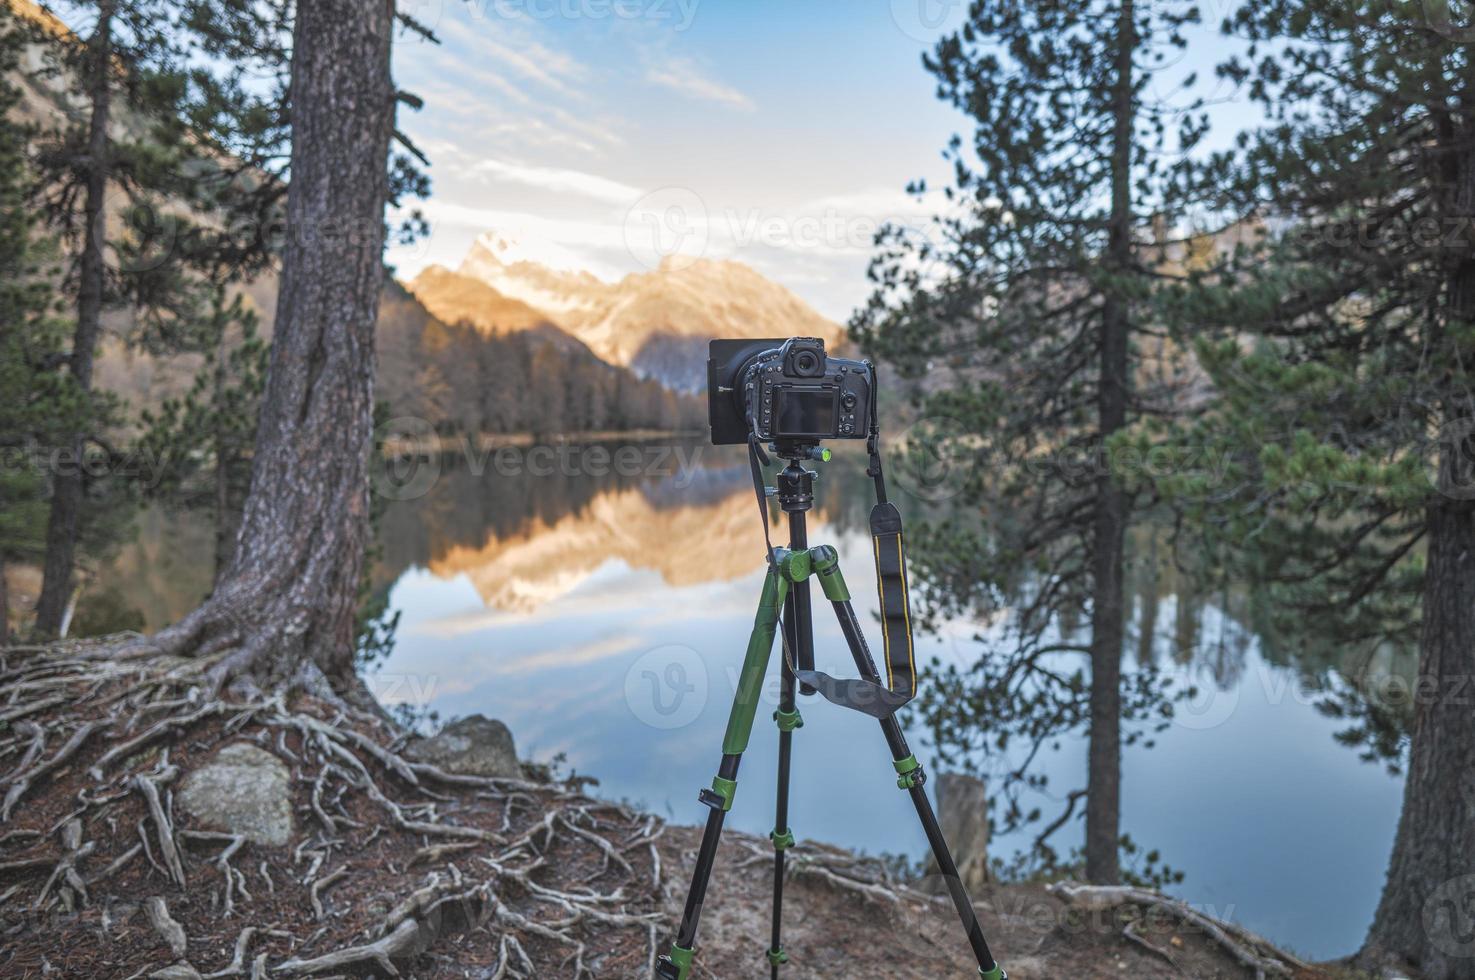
xmin=808 ymin=545 xmax=850 ymax=601
xmin=773 ymin=707 xmax=804 ymax=732
xmin=700 ymin=776 xmax=736 ymax=812
xmin=767 ymin=946 xmax=790 ymax=967
xmin=655 ymin=944 xmax=694 ymax=979
xmin=979 ymin=967 xmax=1006 ymax=980
xmin=893 ymin=753 xmax=925 ymax=790
xmin=769 ymin=827 xmax=796 ymax=851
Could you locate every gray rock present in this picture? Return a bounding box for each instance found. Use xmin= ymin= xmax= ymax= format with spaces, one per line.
xmin=178 ymin=743 xmax=293 ymax=847
xmin=404 ymin=715 xmax=519 ymax=779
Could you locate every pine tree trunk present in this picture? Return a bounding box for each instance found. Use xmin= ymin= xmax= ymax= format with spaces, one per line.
xmin=1362 ymin=140 xmax=1475 ymax=977
xmin=212 ymin=328 xmax=236 ymax=582
xmin=213 ymin=431 xmax=232 ymax=583
xmin=1362 ymin=500 xmax=1475 ymax=979
xmin=34 ymin=0 xmax=114 ymax=638
xmin=1085 ymin=0 xmax=1136 ymax=887
xmin=148 ymin=0 xmax=395 ymax=695
xmin=0 ymin=554 xmax=10 ymax=646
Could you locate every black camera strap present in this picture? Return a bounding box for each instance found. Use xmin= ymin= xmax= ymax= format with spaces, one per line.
xmin=747 ymin=433 xmax=777 ymax=563
xmin=863 ymin=362 xmax=916 ymax=704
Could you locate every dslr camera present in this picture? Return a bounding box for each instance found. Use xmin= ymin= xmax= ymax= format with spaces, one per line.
xmin=707 ymin=337 xmax=873 ymax=445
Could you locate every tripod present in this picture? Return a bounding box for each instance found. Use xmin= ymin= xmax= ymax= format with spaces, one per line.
xmin=655 ymin=447 xmax=1005 ymax=980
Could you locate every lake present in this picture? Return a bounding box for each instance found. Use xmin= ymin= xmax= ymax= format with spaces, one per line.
xmin=87 ymin=437 xmax=1408 ymax=962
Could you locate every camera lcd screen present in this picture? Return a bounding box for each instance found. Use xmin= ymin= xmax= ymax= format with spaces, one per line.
xmin=774 ymin=388 xmax=838 ymax=437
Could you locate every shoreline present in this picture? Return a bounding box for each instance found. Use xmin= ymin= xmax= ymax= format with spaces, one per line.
xmin=380 ymin=428 xmax=709 ymax=456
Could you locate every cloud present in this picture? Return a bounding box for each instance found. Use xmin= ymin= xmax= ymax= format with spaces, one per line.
xmin=468 ymin=159 xmax=642 ymax=204
xmin=437 ymin=13 xmax=588 ymax=98
xmin=644 ymin=57 xmax=755 ymax=112
xmin=413 ymin=142 xmax=636 ymax=202
xmin=406 ymin=79 xmax=621 ymax=153
xmin=414 ymin=199 xmax=630 ymax=248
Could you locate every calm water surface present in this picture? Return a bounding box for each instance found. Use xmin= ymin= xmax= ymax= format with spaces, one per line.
xmin=92 ymin=440 xmax=1406 ymax=961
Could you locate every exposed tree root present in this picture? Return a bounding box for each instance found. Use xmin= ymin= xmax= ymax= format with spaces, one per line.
xmin=145 ymin=896 xmax=190 ymax=958
xmin=1048 ymin=882 xmax=1311 ymax=980
xmin=3 ymin=636 xmax=1336 ymax=979
xmin=0 ymin=636 xmax=672 ymax=978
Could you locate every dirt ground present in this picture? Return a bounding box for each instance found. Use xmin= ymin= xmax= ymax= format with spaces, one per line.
xmin=0 ymin=638 xmax=1366 ymax=979
xmin=657 ymin=825 xmax=1350 ymax=980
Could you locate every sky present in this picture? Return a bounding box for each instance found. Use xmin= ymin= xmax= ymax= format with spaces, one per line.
xmin=386 ymin=0 xmax=983 ymax=322
xmin=386 ymin=0 xmax=1262 ymax=323
xmin=33 ymin=0 xmax=1265 ymax=326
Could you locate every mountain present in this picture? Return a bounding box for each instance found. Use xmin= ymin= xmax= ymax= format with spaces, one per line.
xmin=374 ymin=279 xmax=702 ymax=435
xmin=397 ymin=264 xmax=554 ymax=338
xmin=409 ymin=234 xmax=845 ymax=392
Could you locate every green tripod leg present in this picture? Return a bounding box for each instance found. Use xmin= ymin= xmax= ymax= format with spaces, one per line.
xmin=656 ymin=551 xmax=797 ymax=980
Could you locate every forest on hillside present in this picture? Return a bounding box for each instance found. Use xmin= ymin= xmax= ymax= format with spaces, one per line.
xmin=376 ymin=281 xmax=704 ymax=437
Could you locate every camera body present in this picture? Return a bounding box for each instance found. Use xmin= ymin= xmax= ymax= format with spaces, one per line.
xmin=707 ymin=337 xmax=873 ymax=446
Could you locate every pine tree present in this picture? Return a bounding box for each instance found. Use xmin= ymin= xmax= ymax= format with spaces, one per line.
xmin=1154 ymin=2 xmax=1475 ymax=974
xmin=0 ymin=2 xmax=74 ymax=643
xmin=852 ymin=0 xmax=1207 ymax=882
xmin=26 ymin=0 xmax=193 ymax=636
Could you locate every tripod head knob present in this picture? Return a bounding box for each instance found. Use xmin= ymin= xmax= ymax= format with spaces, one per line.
xmin=770 ymin=440 xmax=831 ymax=463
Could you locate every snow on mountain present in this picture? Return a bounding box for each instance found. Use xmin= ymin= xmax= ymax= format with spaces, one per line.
xmin=408 ymin=233 xmax=844 ymax=392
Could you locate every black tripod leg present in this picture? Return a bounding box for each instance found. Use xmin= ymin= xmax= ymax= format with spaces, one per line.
xmin=814 ymin=553 xmax=1006 ymax=980
xmin=657 ymin=564 xmax=792 ymax=980
xmin=786 ymin=501 xmax=817 ymax=694
xmin=767 ymin=601 xmax=804 ymax=976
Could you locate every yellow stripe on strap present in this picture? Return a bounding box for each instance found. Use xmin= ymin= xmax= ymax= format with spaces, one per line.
xmin=873 ymin=533 xmax=893 ymax=689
